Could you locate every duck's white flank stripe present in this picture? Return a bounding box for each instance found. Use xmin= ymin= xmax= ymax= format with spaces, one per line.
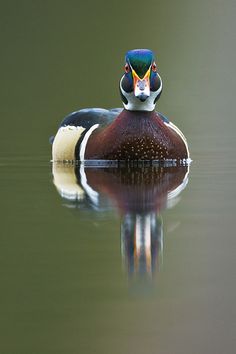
xmin=164 ymin=121 xmax=190 ymax=159
xmin=79 ymin=124 xmax=99 ymax=161
xmin=52 ymin=126 xmax=85 ymax=162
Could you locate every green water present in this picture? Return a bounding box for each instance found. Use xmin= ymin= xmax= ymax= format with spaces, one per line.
xmin=1 ymin=0 xmax=236 ymax=353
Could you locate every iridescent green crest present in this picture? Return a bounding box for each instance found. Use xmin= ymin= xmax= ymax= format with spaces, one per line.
xmin=125 ymin=49 xmax=154 ymax=78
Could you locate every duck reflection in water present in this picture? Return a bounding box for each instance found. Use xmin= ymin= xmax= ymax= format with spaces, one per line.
xmin=52 ymin=162 xmax=189 ymax=278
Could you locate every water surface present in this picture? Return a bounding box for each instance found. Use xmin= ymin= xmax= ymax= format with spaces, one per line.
xmin=1 ymin=137 xmax=236 ymax=354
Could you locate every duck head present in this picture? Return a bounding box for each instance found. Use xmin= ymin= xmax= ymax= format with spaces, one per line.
xmin=120 ymin=49 xmax=163 ymax=111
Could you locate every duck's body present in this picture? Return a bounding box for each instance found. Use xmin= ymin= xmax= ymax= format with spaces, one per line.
xmin=84 ymin=109 xmax=188 ymax=160
xmin=52 ymin=49 xmax=190 ymax=163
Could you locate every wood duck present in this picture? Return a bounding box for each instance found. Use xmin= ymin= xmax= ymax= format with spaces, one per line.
xmin=52 ymin=49 xmax=190 ymax=163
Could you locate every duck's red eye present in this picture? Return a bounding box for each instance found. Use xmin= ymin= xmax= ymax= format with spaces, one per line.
xmin=124 ymin=63 xmax=130 ymax=73
xmin=152 ymin=62 xmax=157 ymax=72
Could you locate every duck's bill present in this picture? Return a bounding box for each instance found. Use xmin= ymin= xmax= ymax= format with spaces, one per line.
xmin=132 ymin=68 xmax=151 ymax=101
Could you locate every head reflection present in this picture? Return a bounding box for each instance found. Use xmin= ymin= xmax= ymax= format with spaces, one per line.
xmin=52 ymin=163 xmax=189 ymax=278
xmin=121 ymin=213 xmax=163 ymax=277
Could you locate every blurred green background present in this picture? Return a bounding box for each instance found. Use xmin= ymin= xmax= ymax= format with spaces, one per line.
xmin=1 ymin=1 xmax=236 ymax=353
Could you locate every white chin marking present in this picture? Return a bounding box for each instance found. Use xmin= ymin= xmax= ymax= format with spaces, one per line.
xmin=123 ymin=92 xmax=156 ymax=111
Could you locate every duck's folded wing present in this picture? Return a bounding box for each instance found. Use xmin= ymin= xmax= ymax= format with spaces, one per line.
xmin=51 ymin=108 xmax=122 ymax=161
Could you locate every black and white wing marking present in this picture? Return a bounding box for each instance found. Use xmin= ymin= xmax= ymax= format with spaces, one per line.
xmin=52 ymin=108 xmax=122 ymax=162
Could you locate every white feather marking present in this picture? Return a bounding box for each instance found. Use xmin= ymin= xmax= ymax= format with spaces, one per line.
xmin=52 ymin=126 xmax=85 ymax=162
xmin=79 ymin=124 xmax=99 ymax=161
xmin=164 ymin=121 xmax=190 ymax=159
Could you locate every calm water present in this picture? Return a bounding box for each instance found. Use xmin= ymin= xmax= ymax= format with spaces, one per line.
xmin=1 ymin=135 xmax=236 ymax=354
xmin=1 ymin=0 xmax=236 ymax=353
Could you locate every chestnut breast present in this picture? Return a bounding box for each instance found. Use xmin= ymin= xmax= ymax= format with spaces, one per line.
xmin=85 ymin=110 xmax=188 ymax=160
